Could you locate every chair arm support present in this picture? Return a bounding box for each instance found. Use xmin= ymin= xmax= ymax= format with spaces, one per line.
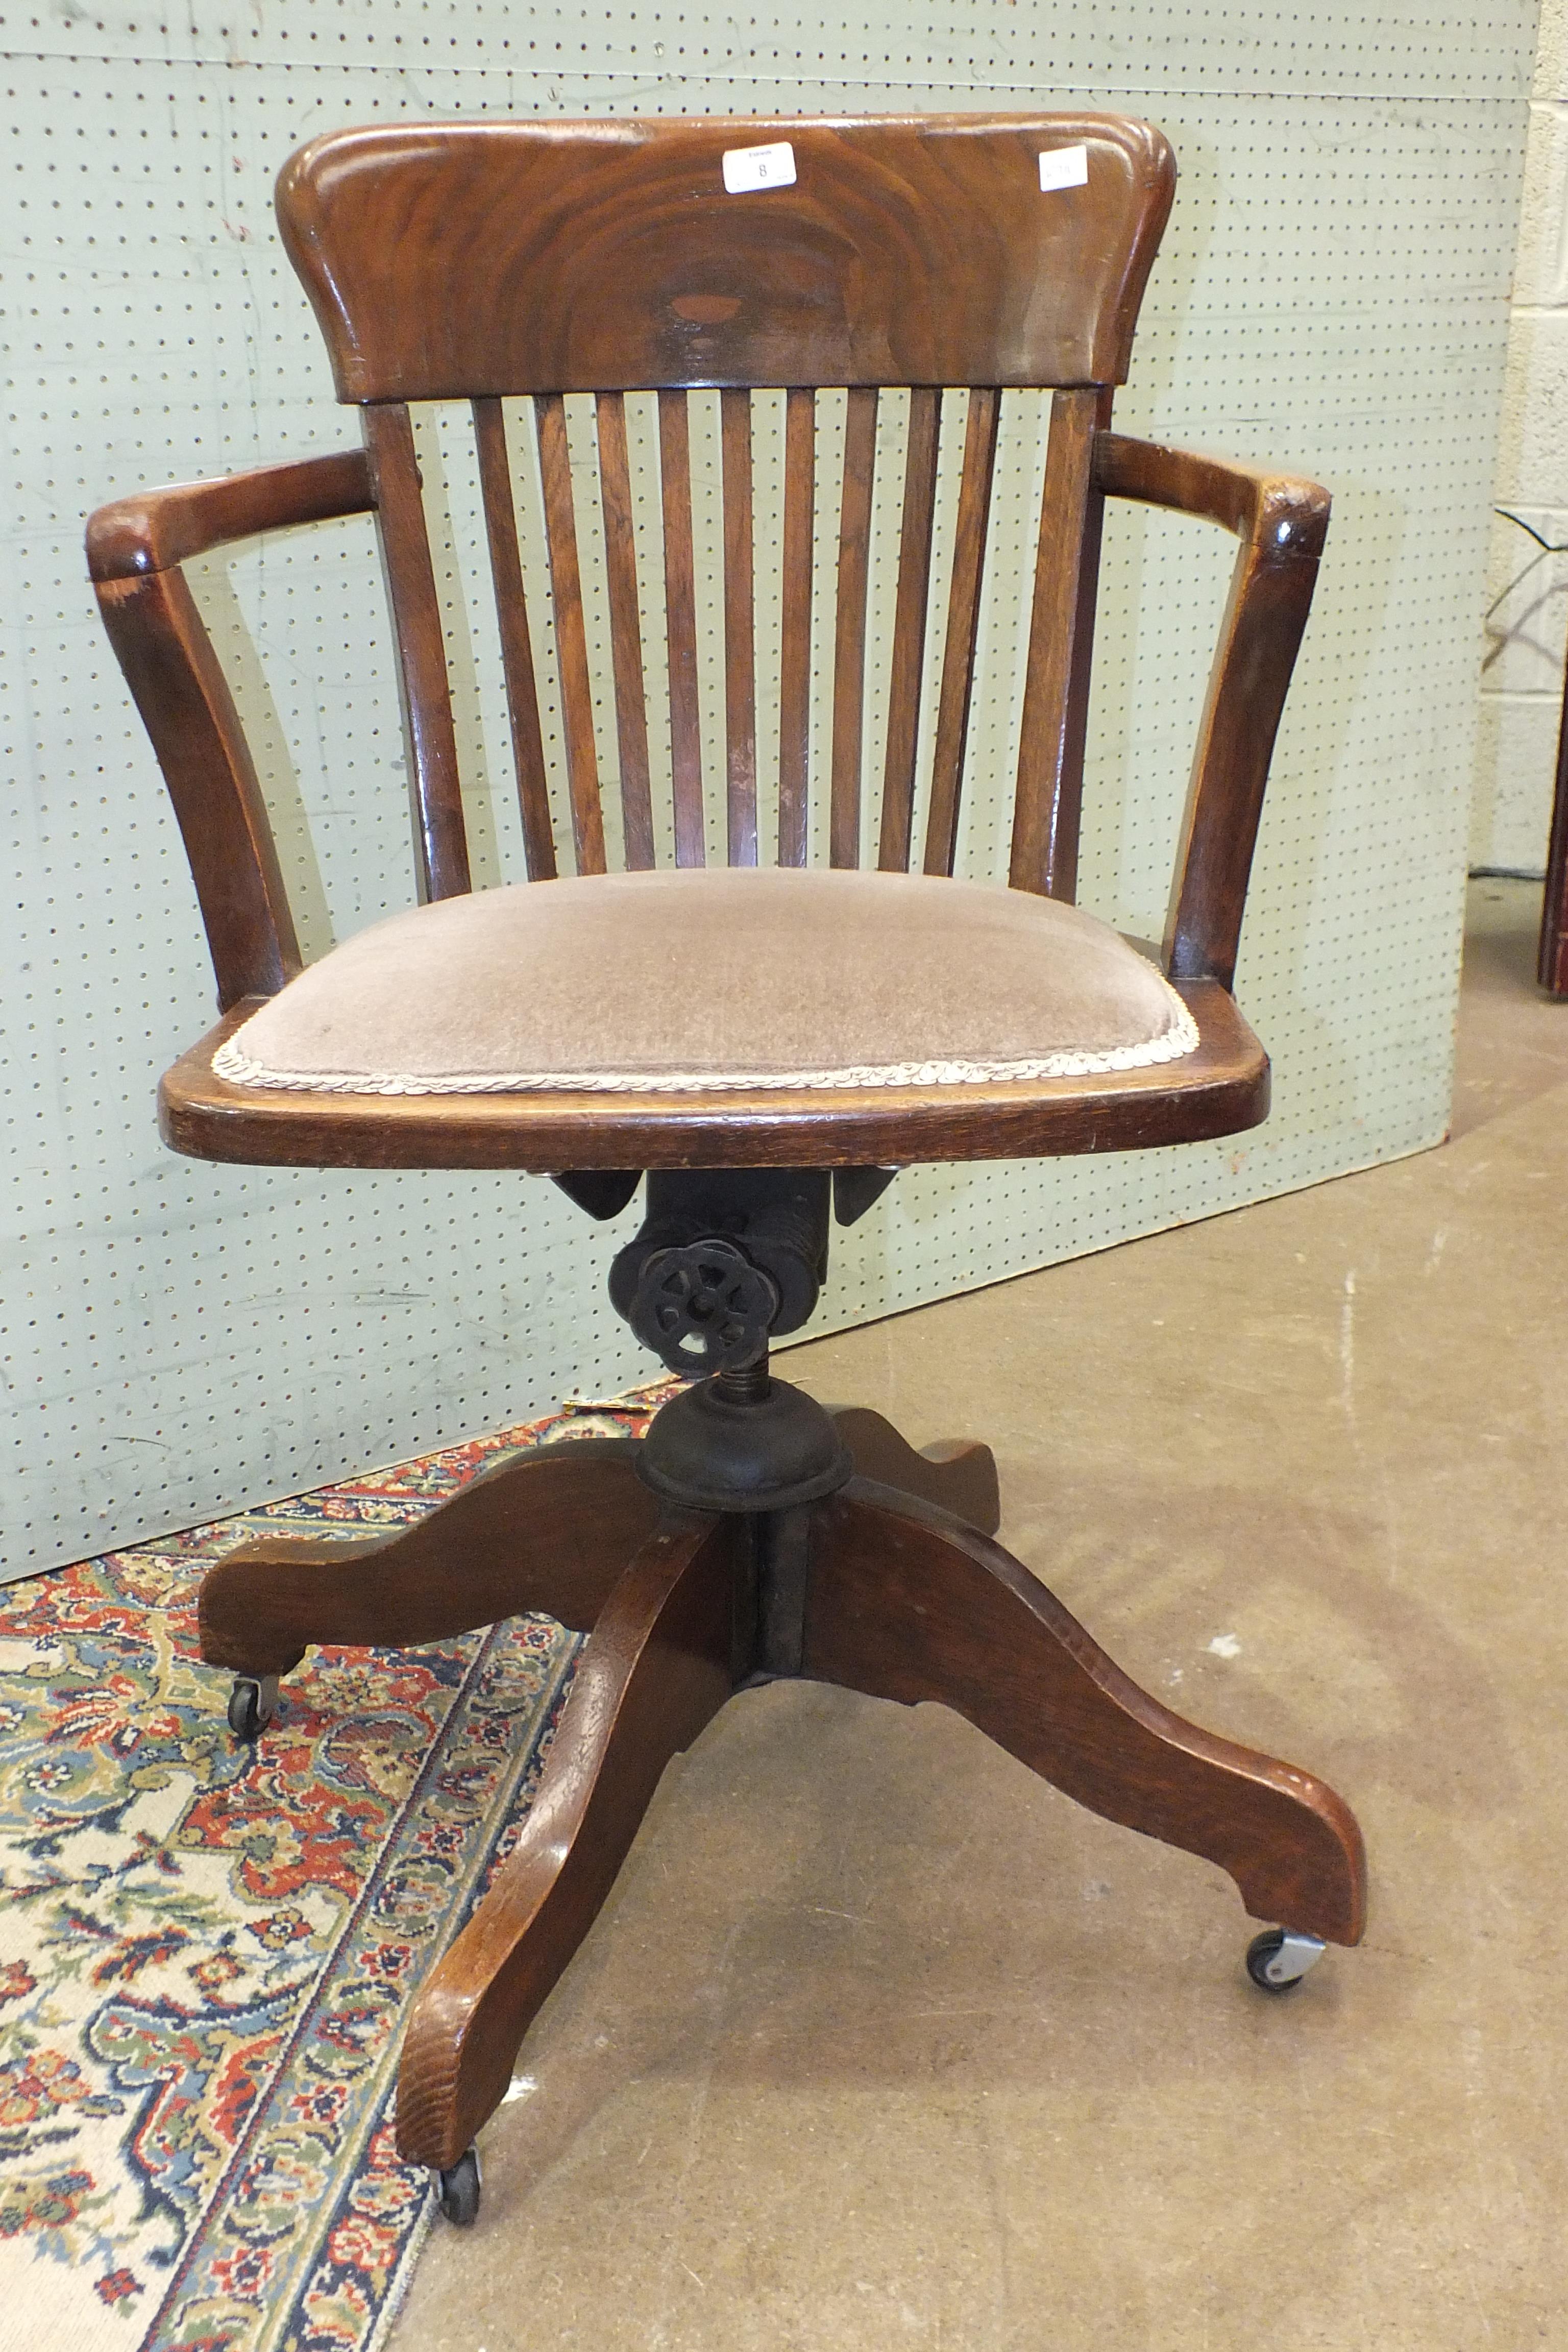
xmin=85 ymin=451 xmax=378 ymax=1011
xmin=86 ymin=447 xmax=376 ymax=579
xmin=1093 ymin=433 xmax=1330 ymax=991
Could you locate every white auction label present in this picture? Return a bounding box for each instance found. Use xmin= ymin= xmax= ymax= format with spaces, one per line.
xmin=1038 ymin=143 xmax=1089 ymax=192
xmin=722 ymin=140 xmax=797 ymax=193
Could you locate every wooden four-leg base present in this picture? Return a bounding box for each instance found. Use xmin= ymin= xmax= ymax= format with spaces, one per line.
xmin=200 ymin=1409 xmax=1366 ymax=2176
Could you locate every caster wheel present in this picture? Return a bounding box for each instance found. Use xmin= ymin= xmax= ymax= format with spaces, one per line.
xmin=227 ymin=1675 xmax=280 ymax=1742
xmin=436 ymin=2145 xmax=481 ymax=2227
xmin=1245 ymin=1926 xmax=1328 ymax=1994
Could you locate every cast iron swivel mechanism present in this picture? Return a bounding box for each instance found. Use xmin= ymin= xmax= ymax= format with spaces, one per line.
xmin=204 ymin=1166 xmax=1363 ymax=2230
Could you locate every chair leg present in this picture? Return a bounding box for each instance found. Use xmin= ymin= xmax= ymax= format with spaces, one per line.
xmin=803 ymin=1481 xmax=1366 ymax=1946
xmin=395 ymin=1509 xmax=737 ymax=2172
xmin=198 ymin=1438 xmax=660 ymax=1677
xmin=830 ymin=1407 xmax=1001 ymax=1535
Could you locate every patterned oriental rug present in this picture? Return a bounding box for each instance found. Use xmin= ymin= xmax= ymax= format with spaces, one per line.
xmin=0 ymin=1388 xmax=671 ymax=2352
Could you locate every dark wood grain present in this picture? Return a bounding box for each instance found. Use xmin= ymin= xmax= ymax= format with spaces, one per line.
xmin=1093 ymin=432 xmax=1330 ymax=989
xmin=658 ymin=388 xmax=706 ymax=867
xmin=87 ymin=450 xmax=374 ymax=1008
xmin=923 ymin=387 xmax=1000 ymax=876
xmin=361 ymin=403 xmax=472 ymax=901
xmin=535 ymin=392 xmax=608 ymax=875
xmin=162 ymin=974 xmax=1268 ymax=1172
xmin=198 ymin=1439 xmax=659 ymax=1675
xmin=472 ymin=397 xmax=558 ymax=879
xmin=1010 ymin=386 xmax=1099 ymax=898
xmin=596 ymin=391 xmax=657 ymax=870
xmin=395 ymin=1510 xmax=735 ymax=2169
xmin=830 ymin=1407 xmax=1000 ymax=1534
xmin=877 ymin=387 xmax=942 ymax=872
xmin=86 ymin=448 xmax=375 ymax=581
xmin=277 ymin=117 xmax=1175 ymax=401
xmin=777 ymin=385 xmax=816 ymax=867
xmin=805 ymin=1481 xmax=1367 ymax=1945
xmin=1052 ymin=383 xmax=1114 ymax=902
xmin=721 ymin=387 xmax=758 ymax=865
xmin=93 ymin=570 xmax=303 ymax=1011
xmin=829 ymin=386 xmax=879 ymax=869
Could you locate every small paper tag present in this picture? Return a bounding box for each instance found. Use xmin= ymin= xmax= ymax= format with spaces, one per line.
xmin=722 ymin=140 xmax=797 ymax=194
xmin=1039 ymin=143 xmax=1089 ymax=193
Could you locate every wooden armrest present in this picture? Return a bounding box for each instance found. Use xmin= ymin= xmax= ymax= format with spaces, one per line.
xmin=87 ymin=448 xmax=375 ymax=579
xmin=1093 ymin=432 xmax=1330 ymax=990
xmin=86 ymin=450 xmax=378 ymax=1011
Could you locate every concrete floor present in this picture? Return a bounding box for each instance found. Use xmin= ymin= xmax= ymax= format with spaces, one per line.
xmin=394 ymin=879 xmax=1568 ymax=2351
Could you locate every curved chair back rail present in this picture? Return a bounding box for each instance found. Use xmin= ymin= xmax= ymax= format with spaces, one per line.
xmin=86 ymin=114 xmax=1327 ymax=1029
xmin=276 ymin=116 xmax=1175 ymax=400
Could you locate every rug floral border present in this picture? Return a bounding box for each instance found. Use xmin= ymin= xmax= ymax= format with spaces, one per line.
xmin=0 ymin=1398 xmax=663 ymax=2352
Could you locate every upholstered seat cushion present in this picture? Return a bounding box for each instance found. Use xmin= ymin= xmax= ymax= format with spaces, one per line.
xmin=213 ymin=867 xmax=1198 ymax=1096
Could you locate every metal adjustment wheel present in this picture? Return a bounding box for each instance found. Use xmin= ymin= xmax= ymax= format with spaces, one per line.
xmin=1245 ymin=1927 xmax=1328 ymax=1993
xmin=226 ymin=1674 xmax=280 ymax=1742
xmin=436 ymin=2143 xmax=482 ymax=2226
xmin=628 ymin=1236 xmax=779 ymax=1376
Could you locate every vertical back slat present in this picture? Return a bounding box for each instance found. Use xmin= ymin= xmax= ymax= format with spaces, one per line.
xmin=1050 ymin=383 xmax=1115 ymax=904
xmin=472 ymin=397 xmax=557 ymax=881
xmin=534 ymin=392 xmax=607 ymax=875
xmin=777 ymin=387 xmax=816 ymax=867
xmin=720 ymin=388 xmax=758 ymax=865
xmin=1009 ymin=386 xmax=1100 ymax=898
xmin=877 ymin=386 xmax=942 ymax=871
xmin=464 ymin=377 xmax=1104 ymax=899
xmin=922 ymin=387 xmax=1001 ymax=877
xmin=829 ymin=385 xmax=879 ymax=869
xmin=361 ymin=402 xmax=472 ymax=900
xmin=595 ymin=391 xmax=656 ymax=870
xmin=658 ymin=389 xmax=705 ymax=867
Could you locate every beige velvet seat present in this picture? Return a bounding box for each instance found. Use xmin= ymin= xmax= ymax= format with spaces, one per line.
xmin=213 ymin=868 xmax=1198 ymax=1098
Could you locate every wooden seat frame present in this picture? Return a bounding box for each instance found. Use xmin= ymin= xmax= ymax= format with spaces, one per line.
xmin=87 ymin=113 xmax=1364 ymax=2204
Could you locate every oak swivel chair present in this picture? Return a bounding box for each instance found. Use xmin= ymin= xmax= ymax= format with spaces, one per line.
xmin=88 ymin=113 xmax=1367 ymax=2229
